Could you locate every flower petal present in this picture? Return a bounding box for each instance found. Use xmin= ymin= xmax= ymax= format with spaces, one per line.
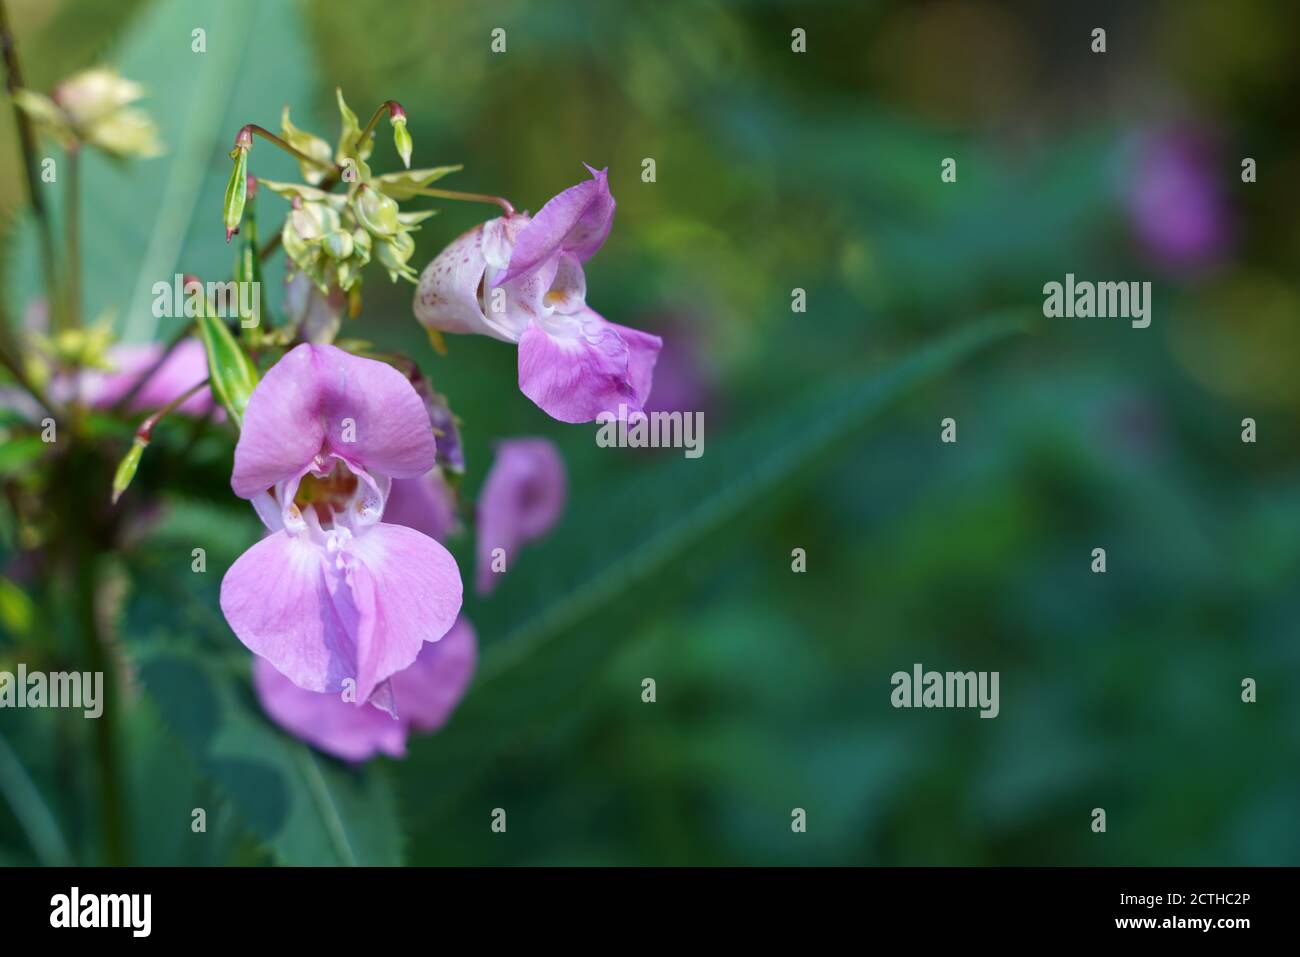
xmin=220 ymin=531 xmax=356 ymax=694
xmin=342 ymin=522 xmax=463 ymax=704
xmin=230 ymin=345 xmax=328 ymax=497
xmin=413 ymin=218 xmax=534 ymax=342
xmin=384 ymin=471 xmax=460 ymax=543
xmin=476 ymin=439 xmax=566 ymax=594
xmin=495 ymin=166 xmax=615 ymax=285
xmin=390 ymin=617 xmax=477 ymax=732
xmin=253 ymin=657 xmax=408 ymax=763
xmin=517 ymin=309 xmax=661 ymax=423
xmin=232 ymin=344 xmax=436 ymax=498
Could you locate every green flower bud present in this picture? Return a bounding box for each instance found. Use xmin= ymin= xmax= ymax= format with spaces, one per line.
xmin=353 ymin=185 xmax=400 ymax=236
xmin=196 ymin=304 xmax=259 ymax=427
xmin=375 ymin=230 xmax=416 ymax=282
xmin=111 ymin=436 xmax=147 ymax=505
xmin=390 ymin=108 xmax=412 ymax=169
xmin=324 ymin=229 xmax=354 ymax=260
xmin=224 ymin=130 xmax=252 ymax=242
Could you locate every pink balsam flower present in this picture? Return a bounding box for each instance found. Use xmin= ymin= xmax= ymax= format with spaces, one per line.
xmin=219 ymin=343 xmax=462 ymax=713
xmin=476 ymin=438 xmax=566 ymax=595
xmin=253 ymin=617 xmax=477 ymax=763
xmin=414 ymin=166 xmax=662 ymax=423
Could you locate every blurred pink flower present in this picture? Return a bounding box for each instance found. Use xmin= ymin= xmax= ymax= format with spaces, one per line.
xmin=1126 ymin=127 xmax=1233 ymax=274
xmin=475 ymin=438 xmax=566 ymax=595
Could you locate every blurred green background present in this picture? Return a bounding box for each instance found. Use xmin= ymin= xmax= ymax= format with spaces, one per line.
xmin=2 ymin=0 xmax=1298 ymax=865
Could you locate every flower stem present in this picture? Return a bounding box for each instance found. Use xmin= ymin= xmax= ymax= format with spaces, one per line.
xmin=133 ymin=378 xmax=208 ymax=442
xmin=357 ymin=100 xmax=402 ymax=151
xmin=413 ymin=187 xmax=514 ymax=216
xmin=0 ymin=0 xmax=59 ymax=329
xmin=239 ymin=124 xmax=339 ymax=175
xmin=64 ymin=144 xmax=81 ymax=329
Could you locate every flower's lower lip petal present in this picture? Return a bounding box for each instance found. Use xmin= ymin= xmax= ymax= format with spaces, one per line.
xmin=606 ymin=321 xmax=662 ymax=408
xmin=252 ymin=658 xmax=407 ymax=763
xmin=517 ymin=311 xmax=653 ymax=424
xmin=219 ymin=531 xmax=355 ymax=694
xmin=342 ymin=522 xmax=464 ymax=706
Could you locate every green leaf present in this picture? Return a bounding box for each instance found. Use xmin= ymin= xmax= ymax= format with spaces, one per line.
xmin=373 ymin=165 xmax=462 ymax=201
xmin=133 ymin=644 xmax=403 ymax=866
xmin=280 ymin=105 xmax=333 ymax=186
xmin=254 ymin=178 xmax=346 ymax=208
xmin=5 ymin=0 xmax=325 ymax=342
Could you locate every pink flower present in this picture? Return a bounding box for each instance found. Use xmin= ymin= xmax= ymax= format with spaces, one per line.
xmin=413 ymin=166 xmax=662 ymax=423
xmin=77 ymin=338 xmax=216 ymax=415
xmin=384 ymin=468 xmax=461 ymax=542
xmin=253 ymin=618 xmax=477 ymax=763
xmin=476 ymin=438 xmax=566 ymax=595
xmin=0 ymin=338 xmax=216 ymax=421
xmin=219 ymin=343 xmax=462 ymax=713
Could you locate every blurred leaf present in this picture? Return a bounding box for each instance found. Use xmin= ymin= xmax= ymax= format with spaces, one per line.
xmin=133 ymin=642 xmax=403 ymax=866
xmin=0 ymin=575 xmax=37 ymax=641
xmin=5 ymin=0 xmax=322 ymax=341
xmin=407 ymin=315 xmax=1027 ymax=822
xmin=0 ymin=434 xmax=46 ymax=477
xmin=0 ymin=733 xmax=73 ymax=865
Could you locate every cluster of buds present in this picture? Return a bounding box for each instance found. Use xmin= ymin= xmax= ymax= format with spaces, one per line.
xmin=223 ymin=90 xmax=461 ymax=310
